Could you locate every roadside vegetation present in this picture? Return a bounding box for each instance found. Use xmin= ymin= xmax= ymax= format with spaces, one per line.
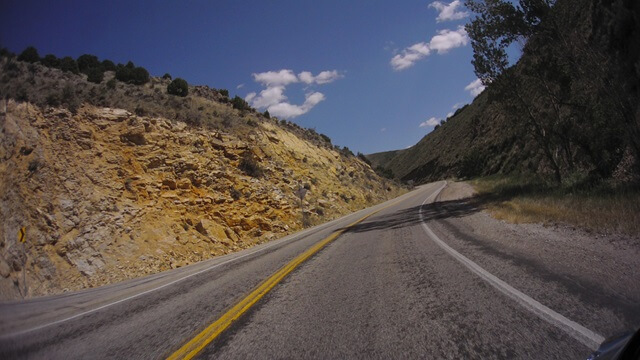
xmin=469 ymin=175 xmax=640 ymax=236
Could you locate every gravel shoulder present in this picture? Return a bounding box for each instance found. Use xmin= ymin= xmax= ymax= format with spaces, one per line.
xmin=431 ymin=181 xmax=640 ymax=337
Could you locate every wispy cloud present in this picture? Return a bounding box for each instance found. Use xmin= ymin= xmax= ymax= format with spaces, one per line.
xmin=391 ymin=26 xmax=468 ymax=70
xmin=429 ymin=0 xmax=469 ymax=22
xmin=380 ymin=127 xmax=387 ymax=133
xmin=252 ymin=69 xmax=299 ymax=87
xmin=246 ymin=69 xmax=342 ymax=118
xmin=391 ymin=42 xmax=431 ymax=71
xmin=419 ymin=117 xmax=441 ymax=128
xmin=236 ymin=83 xmax=244 ymax=89
xmin=465 ymin=78 xmax=485 ymax=97
xmin=298 ymin=70 xmax=343 ymax=85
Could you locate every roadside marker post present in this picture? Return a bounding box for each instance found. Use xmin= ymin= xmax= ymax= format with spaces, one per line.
xmin=17 ymin=226 xmax=27 ymax=298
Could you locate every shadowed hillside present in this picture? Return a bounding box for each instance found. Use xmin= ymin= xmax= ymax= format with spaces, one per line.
xmin=369 ymin=0 xmax=639 ymax=187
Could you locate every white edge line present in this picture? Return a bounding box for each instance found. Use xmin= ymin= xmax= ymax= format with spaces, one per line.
xmin=1 ymin=188 xmax=419 ymax=339
xmin=419 ymin=181 xmax=605 ymax=350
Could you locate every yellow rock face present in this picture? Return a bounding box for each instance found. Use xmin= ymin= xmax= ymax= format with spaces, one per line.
xmin=0 ymin=101 xmax=404 ymax=299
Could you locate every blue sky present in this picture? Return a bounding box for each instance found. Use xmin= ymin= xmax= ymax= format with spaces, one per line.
xmin=0 ymin=0 xmax=485 ymax=154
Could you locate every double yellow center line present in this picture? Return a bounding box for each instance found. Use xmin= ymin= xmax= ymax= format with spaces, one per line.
xmin=167 ymin=197 xmax=405 ymax=360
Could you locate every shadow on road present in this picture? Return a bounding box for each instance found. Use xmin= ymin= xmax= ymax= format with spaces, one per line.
xmin=345 ymin=197 xmax=482 ymax=234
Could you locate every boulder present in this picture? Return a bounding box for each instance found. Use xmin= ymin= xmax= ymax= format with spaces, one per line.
xmin=120 ymin=123 xmax=147 ymax=145
xmin=176 ymin=178 xmax=191 ymax=189
xmin=0 ymin=255 xmax=11 ymax=278
xmin=97 ymin=108 xmax=131 ymax=122
xmin=162 ymin=179 xmax=177 ymax=190
xmin=195 ymin=219 xmax=228 ymax=240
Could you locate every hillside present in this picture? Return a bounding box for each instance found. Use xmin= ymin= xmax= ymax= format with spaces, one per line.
xmin=369 ymin=92 xmax=533 ymax=182
xmin=0 ymin=57 xmax=404 ymax=299
xmin=369 ymin=0 xmax=639 ymax=186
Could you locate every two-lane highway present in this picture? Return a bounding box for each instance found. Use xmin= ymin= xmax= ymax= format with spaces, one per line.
xmin=1 ymin=181 xmax=633 ymax=359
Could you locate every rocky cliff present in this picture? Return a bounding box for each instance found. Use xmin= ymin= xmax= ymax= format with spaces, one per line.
xmin=0 ymin=100 xmax=403 ymax=300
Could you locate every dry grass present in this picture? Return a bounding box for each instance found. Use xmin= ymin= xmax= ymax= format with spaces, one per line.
xmin=469 ymin=175 xmax=640 ymax=236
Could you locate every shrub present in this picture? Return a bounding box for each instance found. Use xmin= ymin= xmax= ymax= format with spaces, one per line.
xmin=130 ymin=66 xmax=150 ymax=85
xmin=46 ymin=93 xmax=62 ymax=107
xmin=162 ymin=73 xmax=172 ymax=80
xmin=28 ymin=159 xmax=40 ymax=173
xmin=263 ymin=110 xmax=270 ymax=119
xmin=221 ymin=114 xmax=232 ymax=128
xmin=239 ymin=152 xmax=264 ymax=177
xmin=102 ymin=59 xmax=116 ymax=71
xmin=106 ymin=78 xmax=117 ymax=89
xmin=59 ymin=56 xmax=79 ymax=74
xmin=134 ymin=105 xmax=147 ymax=116
xmin=357 ymin=152 xmax=371 ymax=165
xmin=459 ymin=151 xmax=484 ymax=179
xmin=0 ymin=47 xmax=15 ymax=58
xmin=86 ymin=67 xmax=104 ymax=84
xmin=77 ymin=54 xmax=100 ymax=74
xmin=115 ymin=61 xmax=149 ymax=85
xmin=375 ymin=166 xmax=394 ymax=179
xmin=41 ymin=54 xmax=60 ymax=68
xmin=320 ymin=133 xmax=331 ymax=144
xmin=218 ymin=89 xmax=229 ymax=97
xmin=167 ymin=78 xmax=189 ymax=97
xmin=18 ymin=46 xmax=40 ymax=63
xmin=15 ymin=86 xmax=29 ymax=102
xmin=341 ymin=146 xmax=354 ymax=157
xmin=230 ymin=187 xmax=242 ymax=200
xmin=115 ymin=63 xmax=131 ymax=81
xmin=231 ymin=95 xmax=250 ymax=111
xmin=61 ymin=84 xmax=80 ymax=114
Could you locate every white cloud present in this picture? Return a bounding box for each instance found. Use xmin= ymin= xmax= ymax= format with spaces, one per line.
xmin=429 ymin=0 xmax=469 ymax=22
xmin=390 ymin=26 xmax=468 ymax=70
xmin=429 ymin=26 xmax=469 ymax=54
xmin=390 ymin=42 xmax=431 ymax=70
xmin=447 ymin=111 xmax=455 ymax=118
xmin=465 ymin=78 xmax=485 ymax=97
xmin=252 ymin=69 xmax=299 ymax=87
xmin=451 ymin=102 xmax=464 ymax=109
xmin=380 ymin=127 xmax=387 ymax=132
xmin=298 ymin=71 xmax=314 ymax=85
xmin=246 ymin=69 xmax=342 ymax=118
xmin=267 ymin=92 xmax=326 ymax=118
xmin=247 ymin=86 xmax=288 ymax=109
xmin=298 ymin=70 xmax=343 ymax=85
xmin=419 ymin=117 xmax=441 ymax=128
xmin=236 ymin=83 xmax=245 ymax=89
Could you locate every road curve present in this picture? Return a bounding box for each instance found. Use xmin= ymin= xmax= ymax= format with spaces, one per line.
xmin=0 ymin=181 xmax=632 ymax=359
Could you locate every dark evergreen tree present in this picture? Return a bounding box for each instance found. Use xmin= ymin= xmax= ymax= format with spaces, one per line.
xmin=18 ymin=46 xmax=40 ymax=63
xmin=167 ymin=78 xmax=189 ymax=97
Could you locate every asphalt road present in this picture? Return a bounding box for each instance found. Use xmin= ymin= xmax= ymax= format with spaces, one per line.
xmin=0 ymin=181 xmax=636 ymax=359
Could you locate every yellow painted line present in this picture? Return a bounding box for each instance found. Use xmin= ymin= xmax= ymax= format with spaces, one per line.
xmin=167 ymin=196 xmax=409 ymax=360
